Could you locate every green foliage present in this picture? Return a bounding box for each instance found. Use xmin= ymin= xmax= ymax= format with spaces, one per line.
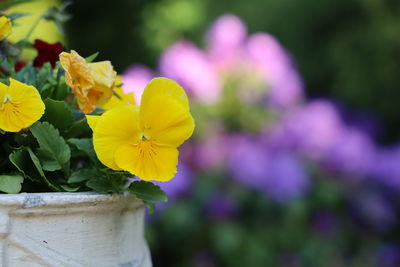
xmin=10 ymin=148 xmax=41 ymax=182
xmin=67 ymin=168 xmax=95 ymax=183
xmin=41 ymin=99 xmax=74 ymax=129
xmin=30 ymin=122 xmax=71 ymax=172
xmin=127 ymin=181 xmax=168 ymax=213
xmin=85 ymin=169 xmax=129 ymax=193
xmin=85 ymin=52 xmax=99 ymax=63
xmin=128 ymin=181 xmax=168 ymax=203
xmin=0 ymin=175 xmax=24 ymax=194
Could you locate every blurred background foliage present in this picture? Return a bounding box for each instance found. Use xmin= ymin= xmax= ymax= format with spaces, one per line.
xmin=64 ymin=0 xmax=400 ymax=143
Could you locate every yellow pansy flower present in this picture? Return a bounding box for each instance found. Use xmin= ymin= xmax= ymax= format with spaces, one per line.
xmin=87 ymin=77 xmax=195 ymax=181
xmin=100 ymin=76 xmax=136 ymax=110
xmin=0 ymin=79 xmax=45 ymax=132
xmin=0 ymin=16 xmax=11 ymax=41
xmin=59 ymin=50 xmax=117 ymax=114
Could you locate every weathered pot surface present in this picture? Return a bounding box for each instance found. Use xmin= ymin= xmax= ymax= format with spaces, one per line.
xmin=0 ymin=192 xmax=151 ymax=267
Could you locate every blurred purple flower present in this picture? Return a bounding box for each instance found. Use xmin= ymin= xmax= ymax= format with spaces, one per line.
xmin=376 ymin=244 xmax=400 ymax=267
xmin=351 ymin=191 xmax=396 ymax=232
xmin=228 ymin=134 xmax=309 ymax=202
xmin=276 ymin=100 xmax=343 ymax=160
xmin=245 ymin=33 xmax=304 ymax=108
xmin=228 ymin=134 xmax=269 ymax=190
xmin=122 ymin=64 xmax=154 ymax=104
xmin=312 ymin=212 xmax=338 ymax=235
xmin=325 ymin=127 xmax=376 ymax=177
xmin=159 ymin=40 xmax=221 ymax=104
xmin=152 ymin=163 xmax=192 ymax=199
xmin=205 ymin=193 xmax=237 ymax=220
xmin=264 ymin=152 xmax=310 ymax=202
xmin=193 ymin=251 xmax=216 ymax=267
xmin=371 ymin=145 xmax=400 ymax=190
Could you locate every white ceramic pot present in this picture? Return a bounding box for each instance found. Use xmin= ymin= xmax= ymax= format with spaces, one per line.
xmin=0 ymin=192 xmax=152 ymax=267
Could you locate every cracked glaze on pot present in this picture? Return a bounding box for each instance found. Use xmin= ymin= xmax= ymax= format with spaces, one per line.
xmin=0 ymin=192 xmax=152 ymax=267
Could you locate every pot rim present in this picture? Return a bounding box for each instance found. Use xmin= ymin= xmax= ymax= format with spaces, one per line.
xmin=0 ymin=191 xmax=142 ymax=207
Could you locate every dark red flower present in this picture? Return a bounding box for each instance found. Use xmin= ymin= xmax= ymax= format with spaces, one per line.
xmin=14 ymin=60 xmax=26 ymax=71
xmin=33 ymin=39 xmax=64 ymax=68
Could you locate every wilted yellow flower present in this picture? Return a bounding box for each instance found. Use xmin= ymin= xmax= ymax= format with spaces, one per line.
xmin=87 ymin=77 xmax=195 ymax=181
xmin=0 ymin=79 xmax=45 ymax=132
xmin=100 ymin=76 xmax=136 ymax=110
xmin=59 ymin=50 xmax=117 ymax=114
xmin=0 ymin=16 xmax=11 ymax=41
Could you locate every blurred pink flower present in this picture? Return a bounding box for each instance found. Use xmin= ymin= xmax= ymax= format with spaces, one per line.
xmin=245 ymin=33 xmax=304 ymax=108
xmin=159 ymin=14 xmax=304 ymax=108
xmin=122 ymin=64 xmax=154 ymax=104
xmin=206 ymin=14 xmax=247 ymax=69
xmin=159 ymin=41 xmax=221 ymax=105
xmin=196 ymin=128 xmax=229 ymax=170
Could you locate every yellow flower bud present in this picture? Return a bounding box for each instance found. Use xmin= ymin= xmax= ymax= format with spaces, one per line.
xmin=59 ymin=50 xmax=117 ymax=114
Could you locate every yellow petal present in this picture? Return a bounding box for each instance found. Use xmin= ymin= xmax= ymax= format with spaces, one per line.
xmin=0 ymin=79 xmax=45 ymax=132
xmin=0 ymin=81 xmax=7 ymax=100
xmin=114 ymin=143 xmax=178 ymax=181
xmin=89 ymin=61 xmax=116 ymax=89
xmin=140 ymin=92 xmax=195 ymax=147
xmin=89 ymin=61 xmax=116 ymax=105
xmin=86 ymin=115 xmax=100 ymax=130
xmin=92 ymin=105 xmax=141 ymax=170
xmin=140 ymin=77 xmax=190 ymax=111
xmin=0 ymin=16 xmax=11 ymax=41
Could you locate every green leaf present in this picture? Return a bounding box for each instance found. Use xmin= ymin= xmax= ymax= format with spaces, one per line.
xmin=60 ymin=184 xmax=80 ymax=192
xmin=85 ymin=52 xmax=99 ymax=63
xmin=26 ymin=148 xmax=45 ymax=178
xmin=52 ymin=76 xmax=70 ymax=101
xmin=35 ymin=63 xmax=52 ymax=89
xmin=67 ymin=168 xmax=96 ymax=184
xmin=68 ymin=138 xmax=93 ymax=152
xmin=15 ymin=62 xmax=36 ymax=83
xmin=0 ymin=175 xmax=23 ymax=194
xmin=127 ymin=181 xmax=168 ymax=203
xmin=41 ymin=99 xmax=74 ymax=129
xmin=9 ymin=148 xmax=40 ymax=182
xmin=85 ymin=170 xmax=129 ymax=193
xmin=64 ymin=119 xmax=91 ymax=139
xmin=0 ymin=0 xmax=33 ymax=11
xmin=30 ymin=122 xmax=71 ymax=171
xmin=9 ymin=148 xmax=60 ymax=191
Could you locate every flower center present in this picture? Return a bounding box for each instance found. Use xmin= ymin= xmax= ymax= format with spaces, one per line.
xmin=0 ymin=95 xmax=16 ymax=112
xmin=140 ymin=133 xmax=148 ymax=141
xmin=3 ymin=94 xmax=11 ymax=103
xmin=137 ymin=140 xmax=157 ymax=159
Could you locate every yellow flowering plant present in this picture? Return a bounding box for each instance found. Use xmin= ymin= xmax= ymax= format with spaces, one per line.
xmin=0 ymin=2 xmax=194 ymax=208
